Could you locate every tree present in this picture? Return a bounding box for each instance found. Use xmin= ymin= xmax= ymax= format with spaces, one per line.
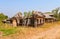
xmin=58 ymin=12 xmax=60 ymax=20
xmin=27 ymin=11 xmax=32 ymax=17
xmin=24 ymin=11 xmax=32 ymax=18
xmin=0 ymin=13 xmax=8 ymax=21
xmin=52 ymin=7 xmax=60 ymax=20
xmin=24 ymin=12 xmax=27 ymax=17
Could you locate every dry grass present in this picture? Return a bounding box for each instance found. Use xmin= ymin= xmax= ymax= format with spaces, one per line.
xmin=0 ymin=21 xmax=60 ymax=39
xmin=0 ymin=21 xmax=60 ymax=36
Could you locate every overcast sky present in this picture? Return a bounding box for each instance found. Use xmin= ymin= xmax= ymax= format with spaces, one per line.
xmin=0 ymin=0 xmax=60 ymax=17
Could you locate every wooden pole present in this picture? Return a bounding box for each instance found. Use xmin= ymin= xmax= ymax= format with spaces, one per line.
xmin=12 ymin=20 xmax=17 ymax=27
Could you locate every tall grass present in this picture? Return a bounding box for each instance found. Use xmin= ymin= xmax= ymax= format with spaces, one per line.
xmin=0 ymin=21 xmax=17 ymax=36
xmin=0 ymin=21 xmax=60 ymax=36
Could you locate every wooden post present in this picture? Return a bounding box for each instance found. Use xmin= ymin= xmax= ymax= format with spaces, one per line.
xmin=41 ymin=18 xmax=43 ymax=24
xmin=27 ymin=19 xmax=30 ymax=27
xmin=52 ymin=19 xmax=54 ymax=23
xmin=12 ymin=20 xmax=17 ymax=27
xmin=16 ymin=19 xmax=20 ymax=26
xmin=34 ymin=19 xmax=37 ymax=27
xmin=43 ymin=18 xmax=45 ymax=23
xmin=40 ymin=19 xmax=41 ymax=24
xmin=48 ymin=19 xmax=50 ymax=22
xmin=23 ymin=19 xmax=26 ymax=26
xmin=38 ymin=18 xmax=40 ymax=24
xmin=41 ymin=18 xmax=44 ymax=24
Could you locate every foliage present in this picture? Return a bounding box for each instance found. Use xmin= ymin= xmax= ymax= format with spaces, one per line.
xmin=24 ymin=12 xmax=27 ymax=17
xmin=0 ymin=22 xmax=17 ymax=36
xmin=0 ymin=13 xmax=8 ymax=21
xmin=27 ymin=11 xmax=32 ymax=17
xmin=24 ymin=11 xmax=32 ymax=17
xmin=52 ymin=7 xmax=60 ymax=20
xmin=45 ymin=12 xmax=52 ymax=14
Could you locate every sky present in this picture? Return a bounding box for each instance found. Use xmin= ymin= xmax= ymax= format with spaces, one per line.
xmin=0 ymin=0 xmax=60 ymax=17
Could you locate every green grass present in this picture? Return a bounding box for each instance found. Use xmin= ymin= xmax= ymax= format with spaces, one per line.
xmin=0 ymin=28 xmax=17 ymax=36
xmin=0 ymin=22 xmax=28 ymax=36
xmin=0 ymin=27 xmax=17 ymax=36
xmin=0 ymin=21 xmax=17 ymax=36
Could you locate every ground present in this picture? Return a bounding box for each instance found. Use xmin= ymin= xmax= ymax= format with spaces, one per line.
xmin=0 ymin=22 xmax=60 ymax=39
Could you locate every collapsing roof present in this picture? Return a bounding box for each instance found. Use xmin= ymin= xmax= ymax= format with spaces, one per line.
xmin=13 ymin=12 xmax=23 ymax=18
xmin=44 ymin=14 xmax=53 ymax=18
xmin=44 ymin=14 xmax=57 ymax=20
xmin=32 ymin=11 xmax=45 ymax=18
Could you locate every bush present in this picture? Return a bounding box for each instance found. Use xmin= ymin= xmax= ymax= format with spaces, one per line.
xmin=0 ymin=13 xmax=8 ymax=21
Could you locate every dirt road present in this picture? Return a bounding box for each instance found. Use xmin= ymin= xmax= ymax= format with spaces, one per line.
xmin=29 ymin=26 xmax=60 ymax=39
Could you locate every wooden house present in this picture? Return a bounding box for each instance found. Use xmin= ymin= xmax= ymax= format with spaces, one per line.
xmin=24 ymin=11 xmax=45 ymax=27
xmin=2 ymin=11 xmax=45 ymax=27
xmin=2 ymin=11 xmax=57 ymax=27
xmin=9 ymin=12 xmax=23 ymax=27
xmin=44 ymin=14 xmax=56 ymax=23
xmin=10 ymin=17 xmax=17 ymax=27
